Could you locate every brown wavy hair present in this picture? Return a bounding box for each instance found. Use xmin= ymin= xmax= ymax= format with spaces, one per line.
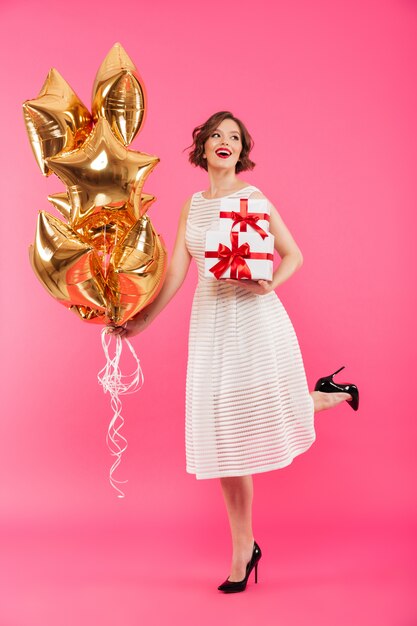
xmin=187 ymin=111 xmax=255 ymax=174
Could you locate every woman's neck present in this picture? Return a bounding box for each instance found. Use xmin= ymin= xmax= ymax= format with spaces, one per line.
xmin=206 ymin=169 xmax=243 ymax=198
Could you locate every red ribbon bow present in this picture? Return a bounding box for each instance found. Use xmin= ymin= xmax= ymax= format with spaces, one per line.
xmin=205 ymin=232 xmax=275 ymax=280
xmin=219 ymin=198 xmax=270 ymax=239
xmin=205 ymin=233 xmax=252 ymax=279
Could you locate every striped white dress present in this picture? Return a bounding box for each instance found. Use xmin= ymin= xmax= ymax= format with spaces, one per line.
xmin=184 ymin=185 xmax=316 ymax=479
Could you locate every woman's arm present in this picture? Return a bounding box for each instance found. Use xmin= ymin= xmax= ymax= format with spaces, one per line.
xmin=124 ymin=197 xmax=193 ymax=337
xmin=225 ymin=191 xmax=303 ymax=294
xmin=265 ymin=193 xmax=304 ymax=290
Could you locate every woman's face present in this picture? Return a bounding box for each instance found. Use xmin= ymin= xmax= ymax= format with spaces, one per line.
xmin=203 ymin=118 xmax=243 ymax=171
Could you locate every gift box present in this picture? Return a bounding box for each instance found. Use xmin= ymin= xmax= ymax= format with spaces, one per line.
xmin=219 ymin=197 xmax=271 ymax=239
xmin=205 ymin=230 xmax=274 ymax=280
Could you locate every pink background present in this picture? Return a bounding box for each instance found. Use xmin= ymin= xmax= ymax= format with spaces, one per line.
xmin=1 ymin=0 xmax=416 ymax=624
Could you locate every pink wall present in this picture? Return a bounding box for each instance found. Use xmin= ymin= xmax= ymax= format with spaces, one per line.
xmin=1 ymin=0 xmax=416 ymax=533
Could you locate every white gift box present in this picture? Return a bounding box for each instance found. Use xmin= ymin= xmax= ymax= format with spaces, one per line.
xmin=219 ymin=197 xmax=271 ymax=238
xmin=204 ymin=230 xmax=275 ymax=280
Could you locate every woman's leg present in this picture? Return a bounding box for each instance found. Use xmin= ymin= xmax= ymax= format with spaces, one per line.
xmin=219 ymin=475 xmax=255 ymax=582
xmin=218 ymin=392 xmax=351 ymax=580
xmin=311 ymin=390 xmax=352 ymax=412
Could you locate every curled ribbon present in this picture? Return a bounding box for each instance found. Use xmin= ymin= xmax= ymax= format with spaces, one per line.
xmin=98 ymin=328 xmax=144 ymax=498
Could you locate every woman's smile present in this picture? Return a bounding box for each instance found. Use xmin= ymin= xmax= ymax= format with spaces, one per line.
xmin=215 ymin=147 xmax=232 ymax=159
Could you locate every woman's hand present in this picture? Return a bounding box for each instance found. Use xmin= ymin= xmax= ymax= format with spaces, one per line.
xmin=224 ymin=278 xmax=274 ymax=295
xmin=105 ymin=309 xmax=151 ymax=340
xmin=105 ymin=322 xmax=127 ymax=337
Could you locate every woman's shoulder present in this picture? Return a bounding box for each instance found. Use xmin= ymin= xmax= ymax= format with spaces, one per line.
xmin=179 ymin=191 xmax=201 ymax=222
xmin=187 ymin=190 xmax=203 ymax=202
xmin=242 ymin=184 xmax=266 ymax=200
xmin=182 ymin=191 xmax=202 ymax=206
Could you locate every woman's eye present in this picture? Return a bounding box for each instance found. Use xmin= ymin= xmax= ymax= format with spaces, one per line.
xmin=231 ymin=135 xmax=240 ymax=141
xmin=212 ymin=132 xmax=220 ymax=138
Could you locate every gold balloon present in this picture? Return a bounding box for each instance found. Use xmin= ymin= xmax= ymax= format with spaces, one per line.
xmin=107 ymin=216 xmax=167 ymax=325
xmin=30 ymin=206 xmax=166 ymax=326
xmin=92 ymin=42 xmax=146 ymax=146
xmin=25 ymin=44 xmax=167 ymax=327
xmin=48 ymin=191 xmax=155 ymax=223
xmin=29 ymin=211 xmax=107 ymax=313
xmin=46 ymin=117 xmax=159 ymax=227
xmin=23 ymin=68 xmax=93 ymax=176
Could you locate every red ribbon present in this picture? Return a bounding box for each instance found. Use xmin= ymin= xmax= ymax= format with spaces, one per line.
xmin=219 ymin=198 xmax=270 ymax=239
xmin=205 ymin=232 xmax=274 ymax=280
xmin=207 ymin=238 xmax=252 ymax=279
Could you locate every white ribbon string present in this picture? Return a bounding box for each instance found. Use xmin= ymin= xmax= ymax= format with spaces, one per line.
xmin=98 ymin=328 xmax=144 ymax=498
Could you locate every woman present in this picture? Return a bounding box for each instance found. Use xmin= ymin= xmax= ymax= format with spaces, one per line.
xmin=111 ymin=111 xmax=359 ymax=593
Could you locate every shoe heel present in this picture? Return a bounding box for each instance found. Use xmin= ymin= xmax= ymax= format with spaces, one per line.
xmin=329 ymin=365 xmax=345 ymax=379
xmin=217 ymin=540 xmax=262 ymax=593
xmin=314 ymin=366 xmax=359 ymax=411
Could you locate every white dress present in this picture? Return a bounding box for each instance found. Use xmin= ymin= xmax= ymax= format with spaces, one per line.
xmin=184 ymin=185 xmax=316 ymax=479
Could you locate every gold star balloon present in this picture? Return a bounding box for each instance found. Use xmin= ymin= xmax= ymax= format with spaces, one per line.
xmin=46 ymin=117 xmax=159 ymax=226
xmin=29 ymin=211 xmax=108 ymax=313
xmin=24 ymin=43 xmax=167 ymax=327
xmin=23 ymin=68 xmax=93 ymax=176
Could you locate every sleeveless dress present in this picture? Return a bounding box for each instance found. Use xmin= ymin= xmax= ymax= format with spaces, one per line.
xmin=184 ymin=185 xmax=316 ymax=479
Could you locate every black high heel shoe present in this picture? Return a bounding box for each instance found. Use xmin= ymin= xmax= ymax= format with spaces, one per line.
xmin=217 ymin=541 xmax=262 ymax=593
xmin=314 ymin=365 xmax=359 ymax=411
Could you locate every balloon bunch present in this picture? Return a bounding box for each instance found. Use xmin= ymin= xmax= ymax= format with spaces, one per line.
xmin=24 ymin=42 xmax=167 ymax=326
xmin=23 ymin=43 xmax=167 ymax=497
